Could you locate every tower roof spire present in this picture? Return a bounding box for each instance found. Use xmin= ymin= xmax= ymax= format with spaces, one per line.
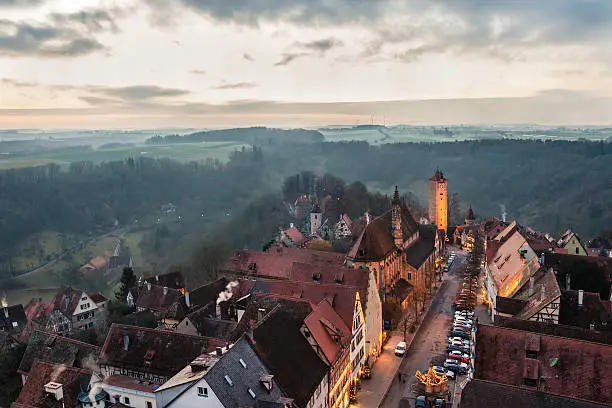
xmin=392 ymin=186 xmax=401 ymax=206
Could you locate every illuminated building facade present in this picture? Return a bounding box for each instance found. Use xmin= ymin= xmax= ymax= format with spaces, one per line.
xmin=428 ymin=169 xmax=448 ymax=233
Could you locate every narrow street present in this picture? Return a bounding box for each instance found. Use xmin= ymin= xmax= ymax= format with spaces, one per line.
xmin=381 ymin=249 xmax=468 ymax=408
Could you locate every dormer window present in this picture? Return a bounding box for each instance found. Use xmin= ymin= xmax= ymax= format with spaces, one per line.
xmin=260 ymin=375 xmax=274 ymax=392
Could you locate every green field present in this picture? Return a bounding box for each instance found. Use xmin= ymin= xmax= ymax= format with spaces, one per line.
xmin=0 ymin=141 xmax=245 ymax=170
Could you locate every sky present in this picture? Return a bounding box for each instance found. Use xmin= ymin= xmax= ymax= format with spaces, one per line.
xmin=2 ymin=0 xmax=612 ymax=129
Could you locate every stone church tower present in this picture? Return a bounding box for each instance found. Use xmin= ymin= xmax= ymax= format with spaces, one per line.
xmin=310 ymin=203 xmax=322 ymax=236
xmin=428 ymin=169 xmax=448 ymax=233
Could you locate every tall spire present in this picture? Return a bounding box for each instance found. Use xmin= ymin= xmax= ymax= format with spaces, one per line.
xmin=392 ymin=186 xmax=401 ymax=206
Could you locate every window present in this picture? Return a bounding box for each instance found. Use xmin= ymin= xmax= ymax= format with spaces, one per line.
xmin=576 ymin=247 xmax=579 ymax=254
xmin=124 ymin=397 xmax=130 ymax=405
xmin=197 ymin=387 xmax=208 ymax=397
xmin=81 ymin=296 xmax=87 ymax=301
xmin=526 ymin=350 xmax=537 ymax=359
xmin=12 ymin=321 xmax=18 ymax=328
xmin=146 ymin=402 xmax=152 ymax=408
xmin=524 ymin=378 xmax=537 ymax=387
xmin=114 ymin=396 xmax=120 ymax=403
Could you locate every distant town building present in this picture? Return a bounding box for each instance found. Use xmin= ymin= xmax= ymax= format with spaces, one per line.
xmin=428 ymin=169 xmax=448 ymax=233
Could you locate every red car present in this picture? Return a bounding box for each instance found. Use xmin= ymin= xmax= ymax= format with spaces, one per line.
xmin=448 ymin=354 xmax=469 ymax=364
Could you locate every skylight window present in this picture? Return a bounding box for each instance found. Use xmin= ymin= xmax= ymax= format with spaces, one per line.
xmin=248 ymin=388 xmax=256 ymax=399
xmin=239 ymin=358 xmax=247 ymax=368
xmin=224 ymin=375 xmax=233 ymax=386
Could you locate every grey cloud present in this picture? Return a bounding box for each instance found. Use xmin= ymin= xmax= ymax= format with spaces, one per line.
xmin=0 ymin=7 xmax=123 ymax=58
xmin=0 ymin=20 xmax=107 ymax=57
xmin=49 ymin=8 xmax=122 ymax=33
xmin=154 ymin=1 xmax=612 ymax=64
xmin=96 ymin=85 xmax=190 ymax=100
xmin=243 ymin=53 xmax=254 ymax=61
xmin=297 ymin=38 xmax=343 ymax=53
xmin=0 ymin=0 xmax=44 ymax=7
xmin=212 ymin=82 xmax=257 ymax=90
xmin=2 ymin=79 xmax=191 ymax=103
xmin=274 ymin=52 xmax=307 ymax=66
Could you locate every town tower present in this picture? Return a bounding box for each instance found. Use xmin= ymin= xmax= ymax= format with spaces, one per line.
xmin=428 ymin=169 xmax=448 ymax=233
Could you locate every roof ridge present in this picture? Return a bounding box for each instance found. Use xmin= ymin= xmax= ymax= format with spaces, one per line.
xmin=32 ymin=330 xmax=100 ymax=349
xmin=480 ymin=323 xmax=612 ymax=348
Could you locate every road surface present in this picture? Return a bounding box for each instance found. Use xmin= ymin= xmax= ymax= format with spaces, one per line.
xmin=381 ymin=249 xmax=469 ymax=408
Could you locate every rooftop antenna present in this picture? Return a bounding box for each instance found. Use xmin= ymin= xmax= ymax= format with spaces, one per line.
xmin=371 ymin=115 xmax=374 ymax=125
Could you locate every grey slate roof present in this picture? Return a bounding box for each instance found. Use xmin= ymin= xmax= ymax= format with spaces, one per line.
xmin=205 ymin=337 xmax=287 ymax=408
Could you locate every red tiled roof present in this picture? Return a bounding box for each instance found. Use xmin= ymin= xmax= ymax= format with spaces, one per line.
xmin=88 ymin=292 xmax=107 ymax=304
xmin=99 ymin=324 xmax=226 ymax=380
xmin=103 ymin=374 xmax=156 ymax=393
xmin=252 ymin=280 xmax=360 ymax=329
xmin=289 ymin=262 xmax=369 ymax=289
xmin=283 ymin=226 xmax=307 ymax=246
xmin=144 ymin=271 xmax=185 ymax=290
xmin=13 ymin=360 xmax=90 ymax=408
xmin=50 ymin=287 xmax=85 ymax=317
xmin=136 ymin=284 xmax=182 ymax=313
xmin=475 ymin=324 xmax=612 ymax=404
xmin=24 ymin=299 xmax=52 ymax=322
xmin=221 ymin=248 xmax=345 ymax=280
xmin=304 ymin=300 xmax=351 ymax=363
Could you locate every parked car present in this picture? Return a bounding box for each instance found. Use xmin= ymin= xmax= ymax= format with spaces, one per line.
xmin=450 ymin=331 xmax=471 ymax=340
xmin=445 ymin=370 xmax=455 ymax=380
xmin=395 ymin=341 xmax=407 ymax=357
xmin=444 ymin=359 xmax=469 ymax=374
xmin=448 ymin=345 xmax=471 ymax=354
xmin=433 ymin=366 xmax=446 ymax=376
xmin=449 ymin=350 xmax=470 ymax=359
xmin=448 ymin=354 xmax=469 ymax=364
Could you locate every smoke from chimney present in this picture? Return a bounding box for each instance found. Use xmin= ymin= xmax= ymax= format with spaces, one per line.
xmin=1 ymin=292 xmax=7 ymax=308
xmin=50 ymin=364 xmax=67 ymax=382
xmin=500 ymin=204 xmax=507 ymax=223
xmin=217 ymin=281 xmax=239 ymax=305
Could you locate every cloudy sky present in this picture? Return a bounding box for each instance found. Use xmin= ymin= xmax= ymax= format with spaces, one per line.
xmin=1 ymin=0 xmax=612 ymax=129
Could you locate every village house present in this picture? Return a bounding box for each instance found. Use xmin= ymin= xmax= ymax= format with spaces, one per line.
xmin=133 ymin=282 xmax=188 ymax=329
xmin=557 ymin=229 xmax=588 ymax=256
xmin=252 ymin=306 xmax=329 ymax=408
xmin=289 ymin=262 xmax=380 ymax=369
xmin=166 ymin=338 xmax=289 ymax=408
xmin=17 ymin=330 xmax=100 ymax=384
xmin=41 ymin=287 xmax=109 ymax=334
xmin=0 ymin=303 xmax=26 ymax=334
xmin=251 ymin=279 xmax=369 ymax=372
xmin=544 ymin=253 xmax=612 ymax=302
xmin=98 ymin=324 xmax=227 ymax=385
xmin=334 ymin=214 xmax=353 ymax=240
xmin=484 ymin=221 xmax=542 ymax=319
xmin=474 ymin=324 xmax=612 ymax=405
xmin=175 ymin=307 xmax=240 ymax=342
xmin=404 ymin=225 xmax=437 ymax=298
xmin=143 ymin=271 xmax=186 ymax=292
xmin=302 ymin=300 xmax=352 ymax=408
xmin=11 ymin=360 xmax=93 ymax=408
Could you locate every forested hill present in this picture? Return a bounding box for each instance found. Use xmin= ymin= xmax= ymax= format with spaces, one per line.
xmin=146 ymin=127 xmax=324 ymax=145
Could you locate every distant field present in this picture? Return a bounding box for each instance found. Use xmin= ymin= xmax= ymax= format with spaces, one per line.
xmin=11 ymin=231 xmax=70 ymax=271
xmin=0 ymin=141 xmax=245 ymax=170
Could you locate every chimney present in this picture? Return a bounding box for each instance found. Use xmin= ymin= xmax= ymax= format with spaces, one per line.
xmin=529 ymin=277 xmax=535 ymax=296
xmin=216 ymin=303 xmax=222 ymax=319
xmin=147 ymin=282 xmax=152 ymax=291
xmin=365 ymin=212 xmax=370 ymax=225
xmin=44 ymin=382 xmax=63 ymax=401
xmin=185 ymin=291 xmax=190 ymax=308
xmin=123 ymin=333 xmax=130 ymax=351
xmin=540 ymin=284 xmax=546 ymax=301
xmin=215 ymin=347 xmax=223 ymax=356
xmin=578 ymin=290 xmax=584 ymax=308
xmin=163 ymin=286 xmax=168 ymax=296
xmin=156 ymin=275 xmax=159 ymax=283
xmin=565 ymin=274 xmax=571 ymax=291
